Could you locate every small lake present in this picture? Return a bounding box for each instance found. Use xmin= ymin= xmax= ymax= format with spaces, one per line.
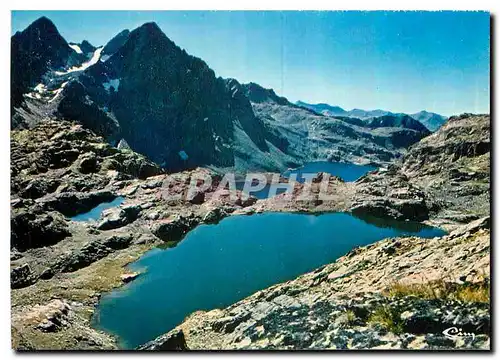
xmin=70 ymin=196 xmax=125 ymax=222
xmin=237 ymin=161 xmax=376 ymax=199
xmin=92 ymin=212 xmax=445 ymax=349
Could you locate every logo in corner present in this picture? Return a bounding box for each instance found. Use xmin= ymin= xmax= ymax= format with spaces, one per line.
xmin=442 ymin=327 xmax=475 ymax=341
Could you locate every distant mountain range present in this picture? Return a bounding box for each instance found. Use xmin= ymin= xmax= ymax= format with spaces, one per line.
xmin=12 ymin=17 xmax=435 ymax=172
xmin=296 ymin=101 xmax=447 ymax=132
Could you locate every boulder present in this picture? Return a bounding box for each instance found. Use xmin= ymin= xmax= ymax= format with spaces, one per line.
xmin=187 ymin=190 xmax=205 ymax=204
xmin=150 ymin=215 xmax=199 ymax=242
xmin=121 ymin=272 xmax=140 ymax=283
xmin=31 ymin=299 xmax=72 ymax=333
xmin=202 ymin=207 xmax=226 ymax=224
xmin=117 ymin=139 xmax=131 ymax=150
xmin=11 ymin=210 xmax=70 ymax=251
xmin=19 ymin=178 xmax=61 ymax=199
xmin=11 ymin=263 xmax=36 ymax=289
xmin=52 ymin=234 xmax=133 ymax=273
xmin=77 ymin=152 xmax=99 ymax=174
xmin=96 ymin=204 xmax=141 ymax=230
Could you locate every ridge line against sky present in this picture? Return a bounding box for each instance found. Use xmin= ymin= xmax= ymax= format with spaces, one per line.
xmin=11 ymin=10 xmax=490 ymax=116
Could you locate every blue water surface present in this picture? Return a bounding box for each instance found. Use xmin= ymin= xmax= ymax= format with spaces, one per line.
xmin=70 ymin=197 xmax=125 ymax=222
xmin=92 ymin=212 xmax=445 ymax=348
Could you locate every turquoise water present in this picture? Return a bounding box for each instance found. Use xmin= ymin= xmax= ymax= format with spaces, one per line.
xmin=92 ymin=212 xmax=445 ymax=349
xmin=70 ymin=197 xmax=125 ymax=221
xmin=237 ymin=161 xmax=376 ymax=199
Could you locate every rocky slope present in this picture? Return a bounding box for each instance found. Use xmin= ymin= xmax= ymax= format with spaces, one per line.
xmin=244 ymin=83 xmax=430 ymax=168
xmin=347 ymin=114 xmax=490 ymax=227
xmin=401 ymin=113 xmax=490 ymax=222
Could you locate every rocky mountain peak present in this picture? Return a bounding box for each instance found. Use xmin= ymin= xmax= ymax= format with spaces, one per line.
xmin=11 ymin=16 xmax=73 ymax=108
xmin=23 ymin=16 xmax=59 ymax=35
xmin=124 ymin=22 xmax=172 ymax=51
xmin=410 ymin=110 xmax=448 ymax=132
xmin=106 ymin=22 xmax=183 ymax=71
xmin=87 ymin=21 xmax=241 ymax=171
xmin=79 ymin=40 xmax=96 ymax=54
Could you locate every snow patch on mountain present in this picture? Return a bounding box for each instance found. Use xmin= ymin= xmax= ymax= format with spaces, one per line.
xmin=55 ymin=47 xmax=103 ymax=75
xmin=48 ymin=81 xmax=68 ymax=103
xmin=34 ymin=83 xmax=47 ymax=93
xmin=69 ymin=44 xmax=83 ymax=54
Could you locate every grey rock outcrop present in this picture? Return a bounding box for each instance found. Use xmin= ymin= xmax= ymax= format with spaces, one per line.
xmin=97 ymin=204 xmax=141 ymax=230
xmin=11 ymin=263 xmax=36 ymax=289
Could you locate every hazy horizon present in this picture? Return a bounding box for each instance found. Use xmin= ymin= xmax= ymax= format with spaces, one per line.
xmin=11 ymin=10 xmax=490 ymax=117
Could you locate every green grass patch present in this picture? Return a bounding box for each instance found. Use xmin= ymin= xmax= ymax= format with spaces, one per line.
xmin=384 ymin=278 xmax=489 ymax=303
xmin=367 ymin=306 xmax=404 ymax=334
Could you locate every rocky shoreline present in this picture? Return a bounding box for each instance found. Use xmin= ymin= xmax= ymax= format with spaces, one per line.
xmin=11 ymin=114 xmax=490 ymax=350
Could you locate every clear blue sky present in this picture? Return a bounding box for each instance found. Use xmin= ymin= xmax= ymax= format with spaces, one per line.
xmin=12 ymin=11 xmax=490 ymax=116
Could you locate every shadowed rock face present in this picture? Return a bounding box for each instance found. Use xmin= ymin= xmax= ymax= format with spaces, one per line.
xmin=241 ymin=82 xmax=291 ymax=106
xmin=57 ymin=81 xmax=121 ymax=140
xmin=101 ymin=22 xmax=236 ymax=170
xmin=138 ymin=329 xmax=188 ymax=350
xmin=69 ymin=40 xmax=97 ymax=56
xmin=79 ymin=40 xmax=97 ymax=54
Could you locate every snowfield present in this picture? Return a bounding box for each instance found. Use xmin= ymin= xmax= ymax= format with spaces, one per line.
xmin=69 ymin=44 xmax=83 ymax=54
xmin=55 ymin=47 xmax=103 ymax=75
